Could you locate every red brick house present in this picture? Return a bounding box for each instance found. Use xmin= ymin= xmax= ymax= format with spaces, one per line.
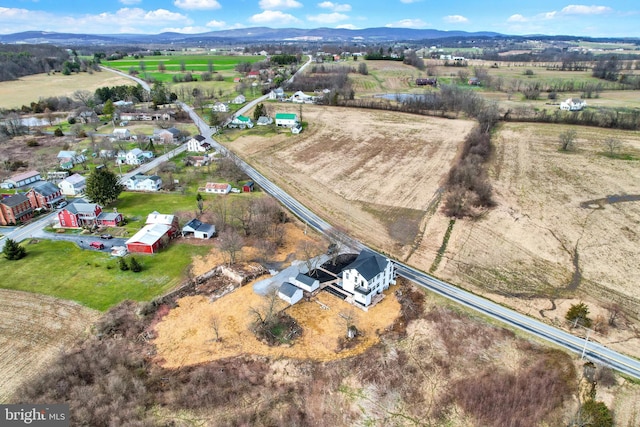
xmin=0 ymin=194 xmax=33 ymax=225
xmin=26 ymin=181 xmax=64 ymax=210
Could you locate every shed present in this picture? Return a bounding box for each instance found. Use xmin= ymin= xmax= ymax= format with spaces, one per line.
xmin=278 ymin=282 xmax=303 ymax=305
xmin=242 ymin=180 xmax=254 ymax=192
xmin=291 ymin=273 xmax=320 ymax=292
xmin=182 ymin=218 xmax=216 ymax=239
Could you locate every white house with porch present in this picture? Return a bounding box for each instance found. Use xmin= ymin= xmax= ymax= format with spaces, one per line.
xmin=58 ymin=173 xmax=86 ymax=196
xmin=341 ymin=249 xmax=396 ymax=308
xmin=560 ymin=98 xmax=587 ymax=111
xmin=186 ymin=135 xmax=211 ymax=152
xmin=125 ymin=174 xmax=162 ymax=191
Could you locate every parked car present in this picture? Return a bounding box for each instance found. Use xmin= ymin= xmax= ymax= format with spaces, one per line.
xmin=100 ymin=234 xmax=113 ymax=239
xmin=57 ymin=201 xmax=68 ymax=208
xmin=89 ymin=241 xmax=105 ymax=250
xmin=230 ymin=188 xmax=241 ymax=193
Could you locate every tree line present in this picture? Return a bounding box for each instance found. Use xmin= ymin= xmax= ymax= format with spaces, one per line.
xmin=0 ymin=44 xmax=68 ymax=81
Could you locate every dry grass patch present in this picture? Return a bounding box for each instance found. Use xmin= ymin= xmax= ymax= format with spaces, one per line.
xmin=0 ymin=71 xmax=135 ymax=109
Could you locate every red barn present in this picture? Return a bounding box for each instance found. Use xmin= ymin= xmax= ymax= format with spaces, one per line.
xmin=125 ymin=224 xmax=172 ymax=254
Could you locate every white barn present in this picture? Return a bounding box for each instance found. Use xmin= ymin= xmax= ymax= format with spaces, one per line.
xmin=278 ymin=282 xmax=303 ymax=305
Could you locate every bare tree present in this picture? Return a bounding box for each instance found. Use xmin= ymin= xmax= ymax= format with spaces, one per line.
xmin=217 ymin=228 xmax=244 ymax=265
xmin=603 ymin=137 xmax=622 ymax=156
xmin=249 ymin=288 xmax=282 ymax=331
xmin=210 ymin=316 xmax=222 ymax=342
xmin=559 ymin=129 xmax=578 ymax=151
xmin=340 ymin=308 xmax=358 ymax=339
xmin=73 ymin=90 xmax=95 ymax=107
xmin=297 ymin=240 xmax=325 ymax=274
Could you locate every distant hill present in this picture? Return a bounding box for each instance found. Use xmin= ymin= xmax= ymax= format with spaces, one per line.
xmin=0 ymin=27 xmax=503 ymax=46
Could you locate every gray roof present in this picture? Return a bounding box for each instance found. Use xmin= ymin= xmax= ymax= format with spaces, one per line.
xmin=65 ymin=202 xmax=99 ymax=215
xmin=1 ymin=193 xmax=29 ymax=208
xmin=279 ymin=282 xmax=301 ymax=298
xmin=193 ymin=135 xmax=206 ymax=142
xmin=31 ymin=181 xmax=60 ymax=197
xmin=295 ymin=273 xmax=318 ymax=286
xmin=343 ymin=249 xmax=389 ymax=281
xmin=97 ymin=212 xmax=121 ymax=221
xmin=183 ymin=218 xmax=215 ymax=234
xmin=64 ymin=173 xmax=86 ymax=185
xmin=167 ymin=127 xmax=180 ymax=136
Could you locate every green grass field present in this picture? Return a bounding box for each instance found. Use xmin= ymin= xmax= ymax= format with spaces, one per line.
xmin=0 ymin=239 xmax=210 ymax=311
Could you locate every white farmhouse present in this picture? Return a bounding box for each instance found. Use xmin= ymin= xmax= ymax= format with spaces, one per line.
xmin=124 ymin=148 xmax=144 ymax=165
xmin=58 ymin=173 xmax=86 ymax=196
xmin=125 ymin=174 xmax=162 ymax=191
xmin=232 ymin=94 xmax=246 ymax=104
xmin=186 ymin=135 xmax=211 ymax=152
xmin=112 ymin=128 xmax=131 ymax=140
xmin=560 ymin=98 xmax=587 ymax=111
xmin=212 ymin=102 xmax=230 ymax=112
xmin=341 ymin=249 xmax=396 ymax=308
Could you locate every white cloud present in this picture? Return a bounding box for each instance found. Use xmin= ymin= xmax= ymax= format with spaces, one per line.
xmin=318 ymin=2 xmax=351 ymax=12
xmin=560 ymin=5 xmax=612 ymax=15
xmin=161 ymin=26 xmax=210 ymax=33
xmin=173 ymin=0 xmax=221 ymax=10
xmin=507 ymin=14 xmax=528 ymax=23
xmin=385 ymin=18 xmax=426 ymax=28
xmin=399 ymin=0 xmax=421 ymax=3
xmin=259 ymin=0 xmax=303 ymax=10
xmin=206 ymin=19 xmax=226 ymax=28
xmin=307 ymin=12 xmax=348 ymax=24
xmin=249 ymin=10 xmax=301 ymax=24
xmin=336 ymin=23 xmax=358 ymax=29
xmin=0 ymin=7 xmax=191 ymax=34
xmin=443 ymin=15 xmax=468 ymax=24
xmin=119 ymin=0 xmax=141 ymax=4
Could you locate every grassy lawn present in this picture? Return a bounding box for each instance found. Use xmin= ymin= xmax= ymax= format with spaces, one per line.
xmin=0 ymin=239 xmax=210 ymax=311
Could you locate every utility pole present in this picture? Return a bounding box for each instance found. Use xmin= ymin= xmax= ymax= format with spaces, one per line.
xmin=581 ymin=328 xmax=592 ymax=360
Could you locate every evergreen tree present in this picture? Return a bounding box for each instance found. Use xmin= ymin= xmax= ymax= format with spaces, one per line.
xmin=118 ymin=257 xmax=129 ymax=271
xmin=85 ymin=166 xmax=123 ymax=206
xmin=253 ymin=103 xmax=265 ymax=121
xmin=103 ymin=99 xmax=114 ymax=120
xmin=566 ymin=302 xmax=592 ymax=328
xmin=129 ymin=257 xmax=142 ymax=273
xmin=2 ymin=238 xmax=26 ymax=260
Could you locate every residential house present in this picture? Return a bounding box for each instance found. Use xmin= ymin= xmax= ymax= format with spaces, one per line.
xmin=57 ymin=202 xmax=102 ymax=228
xmin=122 ymin=148 xmax=147 ymax=165
xmin=340 ymin=249 xmax=396 ymax=308
xmin=113 ymin=100 xmax=133 ymax=108
xmin=112 ymin=128 xmax=131 ymax=140
xmin=289 ymin=91 xmax=314 ymax=103
xmin=242 ymin=180 xmax=255 ymax=192
xmin=291 ymin=273 xmax=320 ymax=293
xmin=268 ymin=88 xmax=285 ymax=100
xmin=1 ymin=170 xmax=42 ymax=189
xmin=275 ymin=113 xmax=298 ymax=128
xmin=75 ymin=110 xmax=99 ymax=124
xmin=205 ymin=182 xmax=231 ymax=195
xmin=182 ymin=218 xmax=216 ymax=239
xmin=228 ymin=115 xmax=253 ymax=129
xmin=153 ymin=127 xmax=181 ymax=144
xmin=256 ymin=116 xmax=273 ymax=126
xmin=125 ymin=174 xmax=163 ymax=192
xmin=46 ymin=171 xmax=69 ymax=184
xmin=246 ymin=70 xmax=260 ymax=79
xmin=278 ymin=282 xmax=304 ymax=305
xmin=26 ymin=181 xmax=63 ymax=209
xmin=560 ymin=98 xmax=587 ymax=111
xmin=119 ymin=113 xmax=140 ymax=121
xmin=0 ymin=194 xmax=33 ymax=225
xmin=99 ymin=149 xmax=115 ymax=159
xmin=56 ymin=151 xmax=85 ymax=168
xmin=186 ymin=135 xmax=211 ymax=152
xmin=212 ymin=102 xmax=230 ymax=113
xmin=232 ymin=94 xmax=246 ymax=104
xmin=185 ymin=155 xmax=211 ymax=167
xmin=58 ymin=173 xmax=86 ymax=196
xmin=97 ymin=209 xmax=123 ymax=227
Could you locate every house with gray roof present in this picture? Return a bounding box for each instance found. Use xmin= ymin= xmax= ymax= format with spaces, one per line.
xmin=125 ymin=174 xmax=162 ymax=192
xmin=26 ymin=181 xmax=64 ymax=209
xmin=58 ymin=173 xmax=86 ymax=196
xmin=340 ymin=249 xmax=396 ymax=308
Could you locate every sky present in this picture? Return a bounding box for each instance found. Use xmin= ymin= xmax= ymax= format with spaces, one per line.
xmin=0 ymin=1 xmax=638 ymax=38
